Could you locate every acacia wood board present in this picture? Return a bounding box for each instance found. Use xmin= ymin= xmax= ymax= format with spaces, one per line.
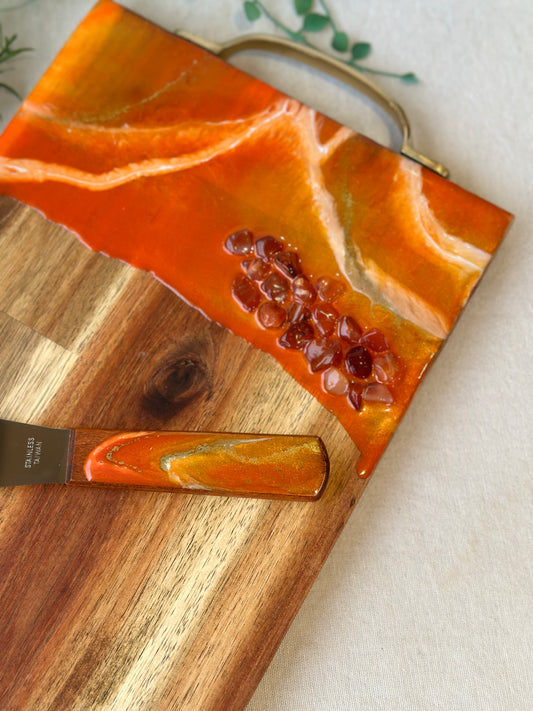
xmin=0 ymin=196 xmax=366 ymax=710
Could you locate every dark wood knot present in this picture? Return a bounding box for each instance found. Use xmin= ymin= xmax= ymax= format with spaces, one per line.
xmin=143 ymin=351 xmax=211 ymax=416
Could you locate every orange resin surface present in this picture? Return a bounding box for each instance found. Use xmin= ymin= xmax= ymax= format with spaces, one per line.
xmin=0 ymin=1 xmax=512 ymax=477
xmin=83 ymin=431 xmax=328 ymax=500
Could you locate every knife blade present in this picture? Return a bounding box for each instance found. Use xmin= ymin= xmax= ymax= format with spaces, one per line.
xmin=0 ymin=419 xmax=328 ymax=501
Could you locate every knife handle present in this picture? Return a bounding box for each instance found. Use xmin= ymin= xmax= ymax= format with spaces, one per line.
xmin=67 ymin=429 xmax=329 ymax=501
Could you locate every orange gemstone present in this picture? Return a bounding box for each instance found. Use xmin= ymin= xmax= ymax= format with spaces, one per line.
xmin=315 ymin=276 xmax=346 ymax=302
xmin=337 ymin=314 xmax=362 ymax=343
xmin=347 ymin=384 xmax=363 ymax=411
xmin=322 ymin=367 xmax=349 ymax=396
xmin=287 ymin=303 xmax=312 ymax=324
xmin=279 ymin=322 xmax=314 ymax=350
xmin=304 ymin=339 xmax=342 ymax=373
xmin=292 ymin=275 xmax=316 ymax=305
xmin=362 ymin=383 xmax=394 ymax=405
xmin=244 ymin=258 xmax=271 ymax=281
xmin=225 ymin=229 xmax=253 ymax=255
xmin=274 ymin=251 xmax=302 ymax=279
xmin=261 ymin=272 xmax=289 ymax=303
xmin=232 ymin=274 xmax=260 ymax=311
xmin=255 ymin=235 xmax=284 ymax=259
xmin=345 ymin=345 xmax=373 ymax=379
xmin=360 ymin=328 xmax=389 ymax=352
xmin=374 ymin=352 xmax=400 ymax=383
xmin=313 ymin=303 xmax=339 ymax=337
xmin=258 ymin=302 xmax=286 ymax=329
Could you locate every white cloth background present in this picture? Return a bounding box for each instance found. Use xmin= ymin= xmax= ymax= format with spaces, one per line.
xmin=1 ymin=1 xmax=531 ymax=709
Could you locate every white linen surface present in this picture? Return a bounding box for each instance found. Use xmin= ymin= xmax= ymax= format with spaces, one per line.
xmin=1 ymin=1 xmax=530 ymax=709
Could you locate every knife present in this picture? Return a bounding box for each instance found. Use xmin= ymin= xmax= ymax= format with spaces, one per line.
xmin=0 ymin=419 xmax=328 ymax=501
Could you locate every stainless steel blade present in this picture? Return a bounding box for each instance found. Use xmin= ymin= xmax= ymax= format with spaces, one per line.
xmin=0 ymin=419 xmax=72 ymax=486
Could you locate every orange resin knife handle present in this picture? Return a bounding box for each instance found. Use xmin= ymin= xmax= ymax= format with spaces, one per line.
xmin=68 ymin=429 xmax=329 ymax=501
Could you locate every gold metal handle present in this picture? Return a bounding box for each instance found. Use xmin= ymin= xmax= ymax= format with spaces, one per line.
xmin=178 ymin=32 xmax=449 ymax=179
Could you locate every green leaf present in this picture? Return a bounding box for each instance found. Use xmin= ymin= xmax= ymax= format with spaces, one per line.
xmin=294 ymin=0 xmax=313 ymax=15
xmin=244 ymin=1 xmax=261 ymax=22
xmin=332 ymin=31 xmax=348 ymax=53
xmin=351 ymin=41 xmax=371 ymax=60
xmin=401 ymin=72 xmax=419 ymax=84
xmin=302 ymin=13 xmax=330 ymax=32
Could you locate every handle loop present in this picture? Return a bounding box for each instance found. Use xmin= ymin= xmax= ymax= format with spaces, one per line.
xmin=178 ymin=32 xmax=449 ymax=179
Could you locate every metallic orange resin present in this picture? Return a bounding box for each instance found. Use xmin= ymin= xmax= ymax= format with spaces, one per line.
xmin=84 ymin=431 xmax=328 ymax=500
xmin=0 ymin=1 xmax=512 ymax=477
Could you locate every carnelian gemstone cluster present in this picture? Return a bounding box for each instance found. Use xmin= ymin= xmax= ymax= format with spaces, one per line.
xmin=226 ymin=230 xmax=401 ymax=410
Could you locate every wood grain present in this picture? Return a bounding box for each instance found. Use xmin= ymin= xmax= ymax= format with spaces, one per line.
xmin=0 ymin=196 xmax=367 ymax=710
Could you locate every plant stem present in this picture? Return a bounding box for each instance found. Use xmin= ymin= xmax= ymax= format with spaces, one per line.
xmin=317 ymin=0 xmax=337 ymax=32
xmin=254 ymin=1 xmax=308 ymax=44
xmin=0 ymin=24 xmax=32 ymax=102
xmin=245 ymin=1 xmax=418 ymax=83
xmin=348 ymin=61 xmax=417 ymax=82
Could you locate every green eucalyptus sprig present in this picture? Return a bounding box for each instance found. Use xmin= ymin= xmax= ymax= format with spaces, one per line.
xmin=0 ymin=23 xmax=32 ymax=101
xmin=243 ymin=0 xmax=418 ymax=83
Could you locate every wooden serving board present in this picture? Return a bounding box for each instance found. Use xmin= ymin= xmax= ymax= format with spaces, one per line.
xmin=0 ymin=196 xmax=365 ymax=710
